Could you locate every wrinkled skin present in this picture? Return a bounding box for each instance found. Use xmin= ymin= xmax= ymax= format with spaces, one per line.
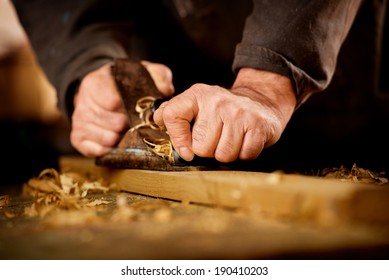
xmin=153 ymin=68 xmax=296 ymax=162
xmin=71 ymin=62 xmax=296 ymax=163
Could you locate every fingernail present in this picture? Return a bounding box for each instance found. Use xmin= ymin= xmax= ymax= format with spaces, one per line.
xmin=179 ymin=147 xmax=194 ymax=162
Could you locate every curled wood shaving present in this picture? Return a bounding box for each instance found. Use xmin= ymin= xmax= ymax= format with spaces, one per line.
xmin=129 ymin=96 xmax=160 ymax=131
xmin=320 ymin=163 xmax=388 ymax=185
xmin=143 ymin=137 xmax=175 ymax=165
xmin=80 ymin=182 xmax=110 ymax=198
xmin=128 ymin=96 xmax=176 ymax=164
xmin=4 ymin=169 xmax=181 ymax=227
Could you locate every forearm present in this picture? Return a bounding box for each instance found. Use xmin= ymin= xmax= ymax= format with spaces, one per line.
xmin=233 ymin=0 xmax=362 ymax=107
xmin=232 ymin=68 xmax=296 ymax=135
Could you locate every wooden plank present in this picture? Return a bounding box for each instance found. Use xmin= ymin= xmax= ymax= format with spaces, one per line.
xmin=2 ymin=190 xmax=388 ymax=259
xmin=59 ymin=156 xmax=389 ymax=228
xmin=0 ymin=156 xmax=387 ymax=260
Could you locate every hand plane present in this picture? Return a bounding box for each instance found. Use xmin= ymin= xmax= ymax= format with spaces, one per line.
xmin=95 ymin=59 xmax=225 ymax=171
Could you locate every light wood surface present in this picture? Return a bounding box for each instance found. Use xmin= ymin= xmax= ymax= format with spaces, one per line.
xmin=59 ymin=156 xmax=389 ymax=228
xmin=1 ymin=155 xmax=388 ymax=260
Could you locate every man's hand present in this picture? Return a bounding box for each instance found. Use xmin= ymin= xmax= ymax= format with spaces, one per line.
xmin=153 ymin=68 xmax=296 ymax=162
xmin=70 ymin=61 xmax=174 ymax=157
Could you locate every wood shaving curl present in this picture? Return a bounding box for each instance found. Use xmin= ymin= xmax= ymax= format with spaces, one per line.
xmin=129 ymin=96 xmax=160 ymax=131
xmin=129 ymin=96 xmax=175 ymax=164
xmin=143 ymin=137 xmax=175 ymax=165
xmin=22 ymin=168 xmax=110 ymax=218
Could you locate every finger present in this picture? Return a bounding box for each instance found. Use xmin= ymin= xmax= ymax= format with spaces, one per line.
xmin=72 ymin=139 xmax=113 ymax=157
xmin=73 ymin=90 xmax=129 ymax=134
xmin=72 ymin=102 xmax=129 ymax=134
xmin=141 ymin=60 xmax=175 ymax=97
xmin=71 ymin=121 xmax=123 ymax=151
xmin=214 ymin=123 xmax=243 ymax=163
xmin=156 ymin=93 xmax=198 ymax=161
xmin=86 ymin=105 xmax=129 ymax=133
xmin=239 ymin=128 xmax=264 ymax=160
xmin=152 ymin=101 xmax=168 ymax=130
xmin=191 ymin=115 xmax=222 ymax=158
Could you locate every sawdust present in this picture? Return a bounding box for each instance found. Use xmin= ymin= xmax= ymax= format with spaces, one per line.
xmin=42 ymin=208 xmax=101 ymax=227
xmin=110 ymin=194 xmax=135 ymax=223
xmin=2 ymin=163 xmax=387 ymax=230
xmin=319 ymin=163 xmax=388 ymax=185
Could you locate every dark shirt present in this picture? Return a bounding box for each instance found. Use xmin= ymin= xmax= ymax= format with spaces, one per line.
xmin=11 ymin=0 xmax=389 ymax=171
xmin=13 ymin=0 xmax=383 ymax=115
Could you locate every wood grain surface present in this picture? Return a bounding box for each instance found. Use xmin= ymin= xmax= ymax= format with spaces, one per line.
xmin=0 ymin=155 xmax=388 ymax=260
xmin=60 ymin=156 xmax=389 ymax=228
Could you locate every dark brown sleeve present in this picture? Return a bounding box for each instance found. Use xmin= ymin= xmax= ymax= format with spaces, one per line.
xmin=11 ymin=0 xmax=141 ymax=120
xmin=232 ymin=0 xmax=362 ymax=107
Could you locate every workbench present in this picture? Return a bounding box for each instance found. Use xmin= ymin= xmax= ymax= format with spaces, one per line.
xmin=1 ymin=156 xmax=388 ymax=259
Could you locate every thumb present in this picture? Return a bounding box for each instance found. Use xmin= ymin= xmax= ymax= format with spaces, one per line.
xmin=141 ymin=60 xmax=175 ymax=97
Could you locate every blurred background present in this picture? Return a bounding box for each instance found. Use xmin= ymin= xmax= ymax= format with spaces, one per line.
xmin=0 ymin=0 xmax=75 ymax=189
xmin=1 ymin=0 xmax=388 ymax=189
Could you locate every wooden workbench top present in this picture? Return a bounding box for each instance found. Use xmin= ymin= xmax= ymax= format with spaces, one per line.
xmin=0 ymin=156 xmax=388 ymax=259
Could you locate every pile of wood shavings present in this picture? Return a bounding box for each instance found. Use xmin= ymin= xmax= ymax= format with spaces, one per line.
xmin=22 ymin=168 xmax=111 ymax=218
xmin=320 ymin=163 xmax=388 ymax=185
xmin=14 ymin=169 xmax=174 ymax=227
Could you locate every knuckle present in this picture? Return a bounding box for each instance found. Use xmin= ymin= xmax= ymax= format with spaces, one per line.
xmin=231 ymin=106 xmax=246 ymax=118
xmin=162 ymin=105 xmax=177 ymax=121
xmin=80 ymin=73 xmax=94 ymax=87
xmin=189 ymin=83 xmax=205 ymax=93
